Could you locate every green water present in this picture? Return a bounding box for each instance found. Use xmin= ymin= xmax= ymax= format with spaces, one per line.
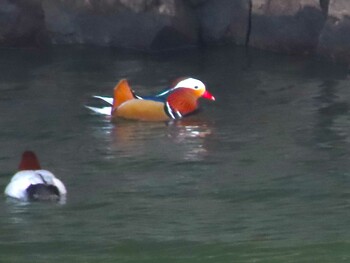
xmin=0 ymin=46 xmax=349 ymax=262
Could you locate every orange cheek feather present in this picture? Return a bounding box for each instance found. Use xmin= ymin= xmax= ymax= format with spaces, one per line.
xmin=113 ymin=99 xmax=170 ymax=121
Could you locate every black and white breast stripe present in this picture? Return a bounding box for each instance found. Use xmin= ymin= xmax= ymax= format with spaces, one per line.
xmin=164 ymin=102 xmax=182 ymax=119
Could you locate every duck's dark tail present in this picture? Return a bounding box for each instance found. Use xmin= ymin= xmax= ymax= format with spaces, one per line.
xmin=26 ymin=184 xmax=60 ymax=202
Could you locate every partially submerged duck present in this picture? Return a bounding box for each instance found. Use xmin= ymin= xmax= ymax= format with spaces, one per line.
xmin=4 ymin=151 xmax=67 ymax=202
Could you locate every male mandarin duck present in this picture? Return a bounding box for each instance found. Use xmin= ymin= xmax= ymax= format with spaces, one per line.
xmin=4 ymin=151 xmax=67 ymax=202
xmin=86 ymin=77 xmax=215 ymax=121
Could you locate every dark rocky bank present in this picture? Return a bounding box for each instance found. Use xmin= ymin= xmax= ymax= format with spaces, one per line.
xmin=1 ymin=0 xmax=350 ymax=63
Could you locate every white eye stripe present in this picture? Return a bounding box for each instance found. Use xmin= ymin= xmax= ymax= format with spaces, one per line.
xmin=174 ymin=78 xmax=205 ymax=90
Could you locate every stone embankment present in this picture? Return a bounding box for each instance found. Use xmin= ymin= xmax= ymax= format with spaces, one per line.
xmin=0 ymin=0 xmax=349 ymax=62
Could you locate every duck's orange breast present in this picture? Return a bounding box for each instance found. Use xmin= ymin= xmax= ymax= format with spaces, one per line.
xmin=113 ymin=99 xmax=170 ymax=121
xmin=167 ymin=89 xmax=198 ymax=116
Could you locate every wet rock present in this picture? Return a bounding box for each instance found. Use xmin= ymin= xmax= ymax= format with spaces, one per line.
xmin=187 ymin=0 xmax=209 ymax=7
xmin=249 ymin=0 xmax=326 ymax=54
xmin=42 ymin=0 xmax=198 ymax=51
xmin=196 ymin=0 xmax=250 ymax=45
xmin=0 ymin=0 xmax=47 ymax=47
xmin=2 ymin=0 xmax=350 ymax=64
xmin=318 ymin=0 xmax=350 ymax=62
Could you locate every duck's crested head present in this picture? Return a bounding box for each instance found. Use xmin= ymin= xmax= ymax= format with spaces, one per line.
xmin=18 ymin=151 xmax=41 ymax=171
xmin=173 ymin=78 xmax=215 ymax=101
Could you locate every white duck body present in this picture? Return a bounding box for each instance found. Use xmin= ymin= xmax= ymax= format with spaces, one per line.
xmin=5 ymin=170 xmax=67 ymax=201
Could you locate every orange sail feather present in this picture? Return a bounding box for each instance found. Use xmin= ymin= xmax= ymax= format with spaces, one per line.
xmin=112 ymin=79 xmax=136 ymax=112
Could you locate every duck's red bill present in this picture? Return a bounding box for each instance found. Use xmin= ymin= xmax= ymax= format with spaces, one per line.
xmin=202 ymin=90 xmax=215 ymax=101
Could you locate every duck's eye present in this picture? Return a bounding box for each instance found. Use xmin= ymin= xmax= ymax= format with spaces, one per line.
xmin=194 ymin=86 xmax=199 ymax=89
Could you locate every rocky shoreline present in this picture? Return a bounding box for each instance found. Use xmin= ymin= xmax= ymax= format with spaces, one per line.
xmin=1 ymin=0 xmax=350 ymax=63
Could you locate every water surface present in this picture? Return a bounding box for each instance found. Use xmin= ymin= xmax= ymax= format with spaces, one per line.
xmin=0 ymin=46 xmax=349 ymax=262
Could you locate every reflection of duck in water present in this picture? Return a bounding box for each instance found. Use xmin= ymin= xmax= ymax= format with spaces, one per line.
xmin=103 ymin=118 xmax=213 ymax=162
xmin=168 ymin=119 xmax=213 ymax=140
xmin=167 ymin=119 xmax=213 ymax=161
xmin=4 ymin=151 xmax=67 ymax=202
xmin=86 ymin=78 xmax=215 ymax=121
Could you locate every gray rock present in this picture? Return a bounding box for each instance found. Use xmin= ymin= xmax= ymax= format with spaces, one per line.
xmin=249 ymin=0 xmax=326 ymax=54
xmin=0 ymin=0 xmax=19 ymax=43
xmin=2 ymin=0 xmax=350 ymax=64
xmin=187 ymin=0 xmax=208 ymax=7
xmin=318 ymin=0 xmax=350 ymax=62
xmin=0 ymin=0 xmax=47 ymax=47
xmin=42 ymin=0 xmax=198 ymax=50
xmin=196 ymin=0 xmax=250 ymax=45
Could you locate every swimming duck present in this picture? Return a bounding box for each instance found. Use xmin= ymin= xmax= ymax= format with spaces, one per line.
xmin=4 ymin=151 xmax=67 ymax=202
xmin=86 ymin=77 xmax=215 ymax=121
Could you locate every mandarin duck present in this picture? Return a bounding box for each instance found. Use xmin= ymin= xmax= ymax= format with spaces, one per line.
xmin=86 ymin=77 xmax=215 ymax=121
xmin=4 ymin=151 xmax=67 ymax=202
